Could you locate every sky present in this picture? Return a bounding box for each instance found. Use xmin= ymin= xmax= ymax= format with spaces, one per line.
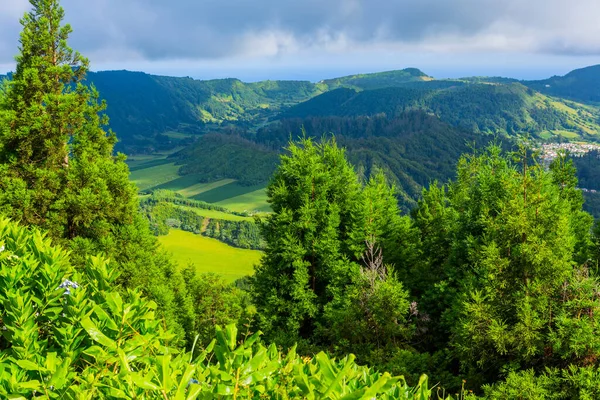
xmin=2 ymin=0 xmax=600 ymax=82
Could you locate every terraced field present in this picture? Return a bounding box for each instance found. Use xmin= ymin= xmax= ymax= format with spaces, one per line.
xmin=127 ymin=154 xmax=270 ymax=213
xmin=158 ymin=229 xmax=262 ymax=282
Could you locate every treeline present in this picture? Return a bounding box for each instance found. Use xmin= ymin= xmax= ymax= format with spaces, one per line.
xmin=249 ymin=137 xmax=600 ymax=397
xmin=205 ymin=219 xmax=264 ymax=250
xmin=255 ymin=112 xmax=492 ymax=209
xmin=141 ymin=190 xmax=265 ymax=249
xmin=176 ymin=112 xmax=492 ymax=211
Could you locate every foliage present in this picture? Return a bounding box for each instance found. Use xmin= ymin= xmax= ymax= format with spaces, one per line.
xmin=254 ymin=113 xmax=492 ymax=210
xmin=0 ymin=0 xmax=200 ymax=344
xmin=252 ymin=138 xmax=416 ymax=360
xmin=406 ymin=144 xmax=599 ymax=391
xmin=0 ymin=218 xmax=436 ymax=399
xmin=141 ymin=190 xmax=265 ymax=249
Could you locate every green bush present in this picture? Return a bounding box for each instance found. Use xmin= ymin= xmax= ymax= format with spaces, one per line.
xmin=0 ymin=218 xmax=438 ymax=398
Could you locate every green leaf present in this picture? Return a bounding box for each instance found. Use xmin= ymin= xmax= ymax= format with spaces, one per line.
xmin=49 ymin=357 xmax=71 ymax=390
xmin=16 ymin=360 xmax=45 ymax=372
xmin=81 ymin=317 xmax=116 ymax=349
xmin=130 ymin=373 xmax=161 ymax=391
xmin=225 ymin=324 xmax=237 ymax=351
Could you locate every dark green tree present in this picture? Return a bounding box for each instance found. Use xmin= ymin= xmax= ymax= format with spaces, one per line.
xmin=409 ymin=145 xmax=599 ymax=389
xmin=0 ymin=0 xmax=195 ymax=343
xmin=252 ymin=137 xmax=415 ymax=354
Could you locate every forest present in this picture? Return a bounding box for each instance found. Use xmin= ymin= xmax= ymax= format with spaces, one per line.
xmin=3 ymin=1 xmax=600 ymax=399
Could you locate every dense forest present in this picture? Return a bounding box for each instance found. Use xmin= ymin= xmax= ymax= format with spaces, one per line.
xmin=282 ymin=83 xmax=600 ymax=140
xmin=4 ymin=0 xmax=600 ymax=398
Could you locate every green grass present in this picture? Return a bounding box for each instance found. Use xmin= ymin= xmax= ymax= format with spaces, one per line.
xmin=176 ymin=179 xmax=236 ymax=198
xmin=129 ymin=154 xmax=271 ymax=211
xmin=180 ymin=206 xmax=254 ymax=222
xmin=215 ymin=188 xmax=270 ymax=213
xmin=130 ymin=163 xmax=181 ymax=191
xmin=193 ymin=182 xmax=265 ymax=203
xmin=159 ymin=229 xmax=262 ymax=282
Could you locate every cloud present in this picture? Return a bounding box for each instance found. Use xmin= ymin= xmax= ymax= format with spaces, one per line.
xmin=1 ymin=0 xmax=600 ymax=71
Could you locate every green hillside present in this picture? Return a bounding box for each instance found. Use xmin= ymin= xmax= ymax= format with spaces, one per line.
xmin=173 ymin=133 xmax=279 ymax=185
xmin=524 ymin=64 xmax=600 ymax=104
xmin=283 ymin=81 xmax=600 ymax=140
xmin=321 ymin=67 xmax=433 ymax=90
xmin=85 ymin=70 xmax=326 ymax=152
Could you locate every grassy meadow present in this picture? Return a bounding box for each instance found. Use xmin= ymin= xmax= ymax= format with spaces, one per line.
xmin=158 ymin=229 xmax=262 ymax=282
xmin=127 ymin=154 xmax=270 ymax=212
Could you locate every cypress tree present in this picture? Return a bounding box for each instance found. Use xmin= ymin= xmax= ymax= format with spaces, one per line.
xmin=252 ymin=137 xmax=414 ymax=350
xmin=0 ymin=0 xmax=195 ymax=342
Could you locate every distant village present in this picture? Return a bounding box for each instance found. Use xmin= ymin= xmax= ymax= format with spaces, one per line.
xmin=538 ymin=142 xmax=600 ymax=193
xmin=539 ymin=142 xmax=600 ymax=162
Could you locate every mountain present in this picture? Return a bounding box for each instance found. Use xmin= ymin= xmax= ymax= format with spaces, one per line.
xmin=524 ymin=65 xmax=600 ymax=104
xmin=320 ymin=68 xmax=433 ymax=90
xmin=83 ymin=70 xmax=327 ymax=152
xmin=283 ymin=81 xmax=600 ymax=141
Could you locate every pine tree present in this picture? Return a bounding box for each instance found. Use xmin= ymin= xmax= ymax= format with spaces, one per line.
xmin=0 ymin=0 xmax=195 ymax=343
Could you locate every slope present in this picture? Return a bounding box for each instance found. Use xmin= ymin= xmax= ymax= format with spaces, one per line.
xmin=85 ymin=70 xmax=327 ymax=152
xmin=524 ymin=65 xmax=600 ymax=104
xmin=321 ymin=68 xmax=433 ymax=90
xmin=283 ymin=82 xmax=600 ymax=140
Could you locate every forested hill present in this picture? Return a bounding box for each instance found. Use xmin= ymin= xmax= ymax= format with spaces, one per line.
xmin=84 ymin=70 xmax=327 ymax=152
xmin=170 ymin=111 xmax=493 ymax=210
xmin=524 ymin=64 xmax=600 ymax=104
xmin=283 ymin=81 xmax=600 ymax=140
xmin=4 ymin=66 xmax=600 ymax=153
xmin=320 ymin=67 xmax=433 ymax=90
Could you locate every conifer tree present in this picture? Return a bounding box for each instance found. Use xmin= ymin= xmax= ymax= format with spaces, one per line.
xmin=252 ymin=137 xmax=414 ymax=350
xmin=409 ymin=145 xmax=600 ymax=387
xmin=0 ymin=0 xmax=195 ymax=342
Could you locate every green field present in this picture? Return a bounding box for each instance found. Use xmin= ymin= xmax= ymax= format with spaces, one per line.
xmin=181 ymin=206 xmax=254 ymax=222
xmin=215 ymin=188 xmax=270 ymax=213
xmin=159 ymin=229 xmax=262 ymax=282
xmin=130 ymin=162 xmax=181 ymax=191
xmin=191 ymin=182 xmax=269 ymax=212
xmin=127 ymin=153 xmax=270 ymax=212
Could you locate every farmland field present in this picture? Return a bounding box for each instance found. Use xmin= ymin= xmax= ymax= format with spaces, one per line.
xmin=130 ymin=162 xmax=181 ymax=191
xmin=159 ymin=229 xmax=262 ymax=282
xmin=128 ymin=155 xmax=271 ymax=212
xmin=181 ymin=206 xmax=254 ymax=222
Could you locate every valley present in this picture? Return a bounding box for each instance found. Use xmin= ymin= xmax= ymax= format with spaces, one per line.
xmin=113 ymin=65 xmax=600 ymax=285
xmin=4 ymin=0 xmax=600 ymax=396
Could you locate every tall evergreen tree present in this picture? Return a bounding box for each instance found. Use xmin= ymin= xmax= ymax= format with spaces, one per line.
xmin=409 ymin=145 xmax=600 ymax=388
xmin=252 ymin=137 xmax=415 ymax=352
xmin=0 ymin=0 xmax=195 ymax=342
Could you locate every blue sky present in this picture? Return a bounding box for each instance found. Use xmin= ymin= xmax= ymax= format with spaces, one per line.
xmin=2 ymin=0 xmax=600 ymax=81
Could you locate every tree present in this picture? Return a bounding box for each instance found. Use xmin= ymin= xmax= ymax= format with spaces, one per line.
xmin=0 ymin=0 xmax=195 ymax=343
xmin=252 ymin=137 xmax=415 ymax=353
xmin=409 ymin=144 xmax=599 ymax=388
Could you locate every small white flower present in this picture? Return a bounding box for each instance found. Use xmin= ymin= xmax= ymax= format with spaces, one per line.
xmin=0 ymin=245 xmax=5 ymax=252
